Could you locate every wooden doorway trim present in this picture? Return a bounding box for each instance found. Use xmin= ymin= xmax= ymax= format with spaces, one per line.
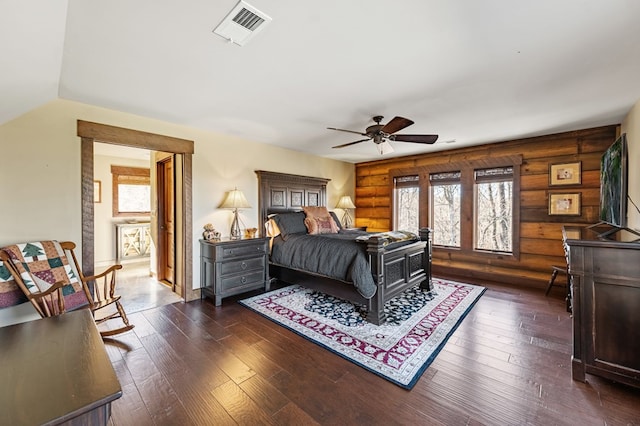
xmin=78 ymin=120 xmax=198 ymax=301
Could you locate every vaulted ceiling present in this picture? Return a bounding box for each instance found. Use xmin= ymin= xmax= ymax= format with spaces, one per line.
xmin=3 ymin=1 xmax=640 ymax=162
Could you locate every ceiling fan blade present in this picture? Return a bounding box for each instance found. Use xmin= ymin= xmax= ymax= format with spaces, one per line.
xmin=390 ymin=134 xmax=439 ymax=144
xmin=332 ymin=138 xmax=370 ymax=149
xmin=381 ymin=116 xmax=414 ymax=135
xmin=327 ymin=127 xmax=368 ymax=136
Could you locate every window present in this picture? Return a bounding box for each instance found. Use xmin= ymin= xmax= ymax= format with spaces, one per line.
xmin=474 ymin=167 xmax=513 ymax=252
xmin=111 ymin=166 xmax=151 ymax=217
xmin=391 ymin=155 xmax=521 ymax=258
xmin=394 ymin=175 xmax=420 ymax=233
xmin=429 ymin=171 xmax=461 ymax=247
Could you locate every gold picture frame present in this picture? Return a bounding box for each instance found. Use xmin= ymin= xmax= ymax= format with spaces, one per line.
xmin=549 ymin=192 xmax=581 ymax=216
xmin=549 ymin=161 xmax=581 ymax=186
xmin=94 ymin=180 xmax=102 ymax=203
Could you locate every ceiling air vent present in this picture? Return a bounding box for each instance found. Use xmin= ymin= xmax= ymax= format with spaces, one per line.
xmin=213 ymin=1 xmax=272 ymax=46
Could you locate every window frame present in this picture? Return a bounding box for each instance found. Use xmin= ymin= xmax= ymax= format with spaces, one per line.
xmin=393 ymin=175 xmax=420 ymax=233
xmin=111 ymin=165 xmax=151 ymax=217
xmin=473 ymin=167 xmax=514 ymax=254
xmin=390 ymin=155 xmax=522 ymax=259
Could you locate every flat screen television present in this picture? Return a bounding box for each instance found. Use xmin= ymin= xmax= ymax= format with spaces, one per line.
xmin=599 ymin=134 xmax=628 ymax=228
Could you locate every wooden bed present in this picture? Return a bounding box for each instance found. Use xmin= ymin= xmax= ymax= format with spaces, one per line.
xmin=255 ymin=170 xmax=433 ymax=325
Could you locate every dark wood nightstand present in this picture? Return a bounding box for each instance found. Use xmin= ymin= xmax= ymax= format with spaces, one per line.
xmin=200 ymin=237 xmax=270 ymax=305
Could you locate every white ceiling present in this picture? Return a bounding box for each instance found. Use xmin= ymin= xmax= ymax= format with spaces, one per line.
xmin=3 ymin=0 xmax=640 ymax=163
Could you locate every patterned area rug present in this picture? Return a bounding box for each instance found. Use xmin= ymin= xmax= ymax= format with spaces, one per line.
xmin=239 ymin=278 xmax=485 ymax=389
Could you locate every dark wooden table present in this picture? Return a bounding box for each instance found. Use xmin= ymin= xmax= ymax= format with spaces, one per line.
xmin=0 ymin=309 xmax=122 ymax=425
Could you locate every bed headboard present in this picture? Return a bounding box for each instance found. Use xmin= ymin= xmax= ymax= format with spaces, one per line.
xmin=255 ymin=170 xmax=330 ymax=235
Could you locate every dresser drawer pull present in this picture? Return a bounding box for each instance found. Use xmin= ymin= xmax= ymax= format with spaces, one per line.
xmin=241 ymin=261 xmax=247 ymax=270
xmin=241 ymin=276 xmax=247 ymax=284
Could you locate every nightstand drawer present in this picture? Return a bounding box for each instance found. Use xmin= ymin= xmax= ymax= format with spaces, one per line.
xmin=220 ymin=270 xmax=265 ymax=291
xmin=221 ymin=243 xmax=266 ymax=260
xmin=220 ymin=256 xmax=265 ymax=276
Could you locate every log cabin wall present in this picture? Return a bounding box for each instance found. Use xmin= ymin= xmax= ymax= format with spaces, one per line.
xmin=354 ymin=125 xmax=619 ymax=288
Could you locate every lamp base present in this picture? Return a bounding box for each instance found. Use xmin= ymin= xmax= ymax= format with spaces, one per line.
xmin=230 ymin=209 xmax=242 ymax=240
xmin=342 ymin=211 xmax=353 ymax=229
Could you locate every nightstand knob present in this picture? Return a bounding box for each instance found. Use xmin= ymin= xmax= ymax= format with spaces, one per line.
xmin=241 ymin=276 xmax=247 ymax=284
xmin=241 ymin=261 xmax=247 ymax=270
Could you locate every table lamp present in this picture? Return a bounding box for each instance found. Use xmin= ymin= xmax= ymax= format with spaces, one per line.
xmin=220 ymin=188 xmax=251 ymax=239
xmin=335 ymin=195 xmax=356 ymax=228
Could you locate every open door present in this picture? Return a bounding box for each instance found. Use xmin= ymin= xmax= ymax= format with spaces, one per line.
xmin=156 ymin=154 xmax=177 ymax=294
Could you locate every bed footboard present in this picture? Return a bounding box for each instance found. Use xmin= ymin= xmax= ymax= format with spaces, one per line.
xmin=364 ymin=228 xmax=433 ymax=324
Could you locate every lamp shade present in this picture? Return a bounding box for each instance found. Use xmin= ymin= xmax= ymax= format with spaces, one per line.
xmin=220 ymin=188 xmax=251 ymax=209
xmin=335 ymin=195 xmax=356 ymax=210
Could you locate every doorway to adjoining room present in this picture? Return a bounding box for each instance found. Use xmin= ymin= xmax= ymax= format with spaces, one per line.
xmin=94 ymin=142 xmax=181 ymax=314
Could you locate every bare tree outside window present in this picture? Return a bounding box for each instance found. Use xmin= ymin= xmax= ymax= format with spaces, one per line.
xmin=396 ymin=186 xmax=419 ymax=233
xmin=394 ymin=175 xmax=420 ymax=233
xmin=431 ymin=183 xmax=461 ymax=247
xmin=475 ymin=181 xmax=512 ymax=252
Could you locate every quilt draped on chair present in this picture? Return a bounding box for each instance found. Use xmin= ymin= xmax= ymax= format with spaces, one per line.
xmin=0 ymin=241 xmax=88 ymax=310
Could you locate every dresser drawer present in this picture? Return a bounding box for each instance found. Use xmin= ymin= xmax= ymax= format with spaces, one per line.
xmin=219 ymin=270 xmax=265 ymax=291
xmin=220 ymin=256 xmax=265 ymax=276
xmin=220 ymin=243 xmax=266 ymax=260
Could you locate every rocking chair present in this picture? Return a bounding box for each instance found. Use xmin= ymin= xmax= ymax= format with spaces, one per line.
xmin=0 ymin=240 xmax=134 ymax=337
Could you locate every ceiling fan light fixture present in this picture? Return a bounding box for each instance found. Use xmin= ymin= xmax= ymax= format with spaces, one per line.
xmin=377 ymin=141 xmax=394 ymax=155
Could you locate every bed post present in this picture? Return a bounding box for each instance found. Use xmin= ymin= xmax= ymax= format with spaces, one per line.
xmin=365 ymin=237 xmax=387 ymax=325
xmin=419 ymin=228 xmax=434 ymax=292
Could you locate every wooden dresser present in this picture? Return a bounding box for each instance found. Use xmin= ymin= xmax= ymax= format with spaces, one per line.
xmin=0 ymin=310 xmax=121 ymax=425
xmin=563 ymin=225 xmax=640 ymax=388
xmin=200 ymin=237 xmax=270 ymax=305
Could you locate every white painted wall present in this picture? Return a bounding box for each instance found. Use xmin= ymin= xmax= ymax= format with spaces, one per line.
xmin=622 ymin=99 xmax=640 ymax=232
xmin=0 ymin=99 xmax=354 ymax=324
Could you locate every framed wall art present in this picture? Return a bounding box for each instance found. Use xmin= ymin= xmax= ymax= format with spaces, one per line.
xmin=549 ymin=161 xmax=581 ymax=186
xmin=94 ymin=180 xmax=102 ymax=203
xmin=549 ymin=192 xmax=581 ymax=216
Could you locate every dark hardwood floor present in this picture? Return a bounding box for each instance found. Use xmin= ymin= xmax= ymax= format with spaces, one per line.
xmin=103 ymin=279 xmax=640 ymax=425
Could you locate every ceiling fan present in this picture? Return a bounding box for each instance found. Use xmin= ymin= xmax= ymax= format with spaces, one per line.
xmin=327 ymin=115 xmax=438 ymax=154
